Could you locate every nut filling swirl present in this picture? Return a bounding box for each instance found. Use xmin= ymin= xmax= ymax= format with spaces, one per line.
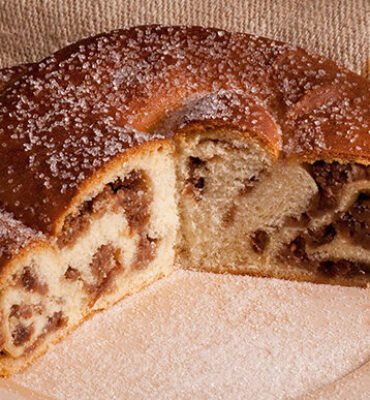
xmin=3 ymin=168 xmax=159 ymax=357
xmin=278 ymin=162 xmax=370 ymax=278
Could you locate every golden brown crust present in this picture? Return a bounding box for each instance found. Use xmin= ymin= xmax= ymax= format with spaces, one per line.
xmin=0 ymin=25 xmax=368 ymax=271
xmin=0 ymin=213 xmax=45 ymax=275
xmin=152 ymin=90 xmax=282 ymax=158
xmin=0 ymin=63 xmax=34 ymax=92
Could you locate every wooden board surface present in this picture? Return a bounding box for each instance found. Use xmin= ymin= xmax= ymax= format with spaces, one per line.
xmin=0 ymin=270 xmax=369 ymax=399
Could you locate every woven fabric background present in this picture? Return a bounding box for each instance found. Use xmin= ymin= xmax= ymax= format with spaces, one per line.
xmin=0 ymin=0 xmax=368 ymax=76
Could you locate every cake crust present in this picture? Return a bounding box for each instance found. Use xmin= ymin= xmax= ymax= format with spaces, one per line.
xmin=0 ymin=26 xmax=368 ymax=239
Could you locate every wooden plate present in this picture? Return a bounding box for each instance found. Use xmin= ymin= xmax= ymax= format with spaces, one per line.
xmin=0 ymin=270 xmax=369 ymax=399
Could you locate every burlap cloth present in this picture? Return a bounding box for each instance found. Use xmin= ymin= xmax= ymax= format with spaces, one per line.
xmin=0 ymin=1 xmax=369 ymax=399
xmin=0 ymin=0 xmax=369 ymax=77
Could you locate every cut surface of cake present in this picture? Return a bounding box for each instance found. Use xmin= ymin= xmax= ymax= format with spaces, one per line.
xmin=0 ymin=25 xmax=368 ymax=375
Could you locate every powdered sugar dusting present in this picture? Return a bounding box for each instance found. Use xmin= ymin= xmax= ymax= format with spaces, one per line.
xmin=0 ymin=63 xmax=32 ymax=91
xmin=7 ymin=271 xmax=370 ymax=399
xmin=0 ymin=25 xmax=368 ymax=236
xmin=0 ymin=210 xmax=44 ymax=269
xmin=156 ymin=89 xmax=281 ymax=149
xmin=0 ymin=26 xmax=290 ymax=233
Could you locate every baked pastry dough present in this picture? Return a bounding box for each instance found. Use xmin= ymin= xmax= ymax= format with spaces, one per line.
xmin=0 ymin=25 xmax=368 ymax=375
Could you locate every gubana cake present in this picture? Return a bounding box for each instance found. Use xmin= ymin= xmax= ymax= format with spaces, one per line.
xmin=0 ymin=25 xmax=369 ymax=376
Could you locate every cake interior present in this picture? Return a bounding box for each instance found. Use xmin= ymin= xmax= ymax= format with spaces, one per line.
xmin=0 ymin=143 xmax=178 ymax=362
xmin=0 ymin=128 xmax=369 ymax=372
xmin=176 ymin=129 xmax=370 ymax=287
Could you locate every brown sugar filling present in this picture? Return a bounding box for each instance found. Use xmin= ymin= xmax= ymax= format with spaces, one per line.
xmin=280 ymin=236 xmax=310 ymax=267
xmin=18 ymin=266 xmax=48 ymax=295
xmin=134 ymin=235 xmax=159 ymax=270
xmin=250 ymin=230 xmax=269 ymax=254
xmin=278 ymin=162 xmax=370 ymax=278
xmin=6 ymin=171 xmax=156 ymax=354
xmin=281 ymin=235 xmax=370 ymax=278
xmin=185 ymin=156 xmax=207 ymax=200
xmin=87 ymin=244 xmax=124 ymax=304
xmin=222 ymin=204 xmax=237 ymax=227
xmin=306 ymin=161 xmax=370 ymax=215
xmin=57 ymin=169 xmax=153 ymax=248
xmin=8 ymin=245 xmax=122 ymax=351
xmin=335 ymin=193 xmax=370 ymax=250
xmin=24 ymin=311 xmax=68 ymax=355
xmin=317 ymin=260 xmax=370 ymax=278
xmin=45 ymin=312 xmax=67 ymax=333
xmin=12 ymin=324 xmax=34 ymax=347
xmin=64 ymin=266 xmax=80 ymax=281
xmin=9 ymin=304 xmax=33 ymax=320
xmin=109 ymin=170 xmax=153 ymax=232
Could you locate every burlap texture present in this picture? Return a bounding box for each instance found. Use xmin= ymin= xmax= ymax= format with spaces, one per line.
xmin=0 ymin=0 xmax=368 ymax=77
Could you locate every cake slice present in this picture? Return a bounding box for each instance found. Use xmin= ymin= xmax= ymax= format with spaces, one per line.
xmin=172 ymin=92 xmax=370 ymax=287
xmin=0 ymin=139 xmax=178 ymax=374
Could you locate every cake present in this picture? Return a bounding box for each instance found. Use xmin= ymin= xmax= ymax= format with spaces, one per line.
xmin=0 ymin=25 xmax=368 ymax=376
